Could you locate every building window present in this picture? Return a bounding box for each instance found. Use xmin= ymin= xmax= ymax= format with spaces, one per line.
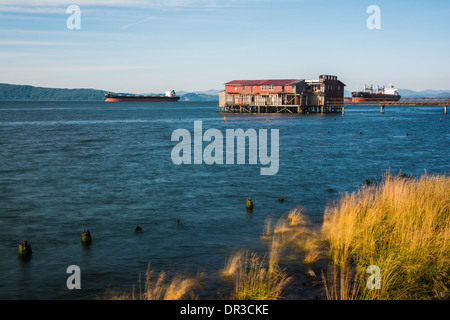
xmin=242 ymin=86 xmax=245 ymax=91
xmin=269 ymin=85 xmax=274 ymax=90
xmin=261 ymin=85 xmax=267 ymax=91
xmin=234 ymin=86 xmax=237 ymax=91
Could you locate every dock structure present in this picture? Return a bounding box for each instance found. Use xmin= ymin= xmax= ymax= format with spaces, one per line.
xmin=327 ymin=98 xmax=450 ymax=114
xmin=218 ymin=75 xmax=345 ymax=114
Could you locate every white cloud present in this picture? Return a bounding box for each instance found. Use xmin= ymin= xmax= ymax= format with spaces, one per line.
xmin=0 ymin=0 xmax=145 ymax=6
xmin=0 ymin=0 xmax=225 ymax=9
xmin=0 ymin=65 xmax=145 ymax=72
xmin=0 ymin=40 xmax=88 ymax=46
xmin=0 ymin=0 xmax=239 ymax=15
xmin=0 ymin=6 xmax=65 ymax=14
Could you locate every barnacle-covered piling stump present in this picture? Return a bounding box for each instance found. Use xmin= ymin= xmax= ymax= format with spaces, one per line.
xmin=246 ymin=197 xmax=254 ymax=211
xmin=81 ymin=230 xmax=92 ymax=245
xmin=18 ymin=241 xmax=32 ymax=258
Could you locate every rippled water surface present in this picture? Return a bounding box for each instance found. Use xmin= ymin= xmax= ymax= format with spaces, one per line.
xmin=0 ymin=101 xmax=448 ymax=299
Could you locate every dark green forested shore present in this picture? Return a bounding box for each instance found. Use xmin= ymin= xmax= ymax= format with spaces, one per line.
xmin=0 ymin=83 xmax=106 ymax=101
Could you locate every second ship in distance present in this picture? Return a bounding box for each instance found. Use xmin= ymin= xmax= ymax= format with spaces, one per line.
xmin=351 ymin=83 xmax=401 ymax=103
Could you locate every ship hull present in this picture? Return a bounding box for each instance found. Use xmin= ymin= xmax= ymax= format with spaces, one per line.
xmin=351 ymin=93 xmax=401 ymax=103
xmin=105 ymin=94 xmax=180 ymax=102
xmin=352 ymin=96 xmax=401 ymax=103
xmin=105 ymin=97 xmax=180 ymax=102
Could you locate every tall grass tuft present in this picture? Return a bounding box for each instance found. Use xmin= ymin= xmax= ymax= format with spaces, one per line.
xmin=222 ymin=251 xmax=245 ymax=278
xmin=224 ymin=222 xmax=292 ymax=300
xmin=105 ymin=264 xmax=199 ymax=300
xmin=322 ymin=172 xmax=450 ymax=299
xmin=223 ymin=250 xmax=291 ymax=300
xmin=321 ymin=264 xmax=361 ymax=300
xmin=287 ymin=206 xmax=311 ymax=227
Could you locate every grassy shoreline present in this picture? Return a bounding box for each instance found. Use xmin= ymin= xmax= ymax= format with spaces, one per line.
xmin=322 ymin=172 xmax=449 ymax=299
xmin=107 ymin=172 xmax=449 ymax=300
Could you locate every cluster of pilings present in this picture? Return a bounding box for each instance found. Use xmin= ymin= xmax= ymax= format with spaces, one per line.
xmin=16 ymin=226 xmax=149 ymax=260
xmin=217 ymin=104 xmax=343 ymax=114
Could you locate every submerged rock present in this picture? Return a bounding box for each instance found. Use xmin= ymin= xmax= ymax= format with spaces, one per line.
xmin=306 ymin=269 xmax=316 ymax=278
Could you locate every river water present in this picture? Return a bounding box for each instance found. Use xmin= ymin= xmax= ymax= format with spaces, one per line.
xmin=0 ymin=101 xmax=448 ymax=299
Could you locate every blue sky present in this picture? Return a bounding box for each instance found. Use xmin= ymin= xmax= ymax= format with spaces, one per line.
xmin=0 ymin=0 xmax=449 ymax=93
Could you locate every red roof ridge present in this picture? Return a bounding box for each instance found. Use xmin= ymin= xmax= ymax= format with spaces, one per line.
xmin=225 ymin=79 xmax=303 ymax=86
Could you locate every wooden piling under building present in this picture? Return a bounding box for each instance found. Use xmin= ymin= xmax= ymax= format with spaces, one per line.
xmin=217 ymin=104 xmax=343 ymax=114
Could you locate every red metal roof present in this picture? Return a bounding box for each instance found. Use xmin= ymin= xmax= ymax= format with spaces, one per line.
xmin=225 ymin=79 xmax=302 ymax=86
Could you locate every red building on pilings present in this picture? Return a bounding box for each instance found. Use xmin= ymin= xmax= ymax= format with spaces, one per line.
xmin=218 ymin=75 xmax=345 ymax=113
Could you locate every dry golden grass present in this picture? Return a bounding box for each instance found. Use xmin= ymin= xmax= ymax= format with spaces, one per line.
xmin=302 ymin=236 xmax=322 ymax=264
xmin=222 ymin=251 xmax=245 ymax=278
xmin=261 ymin=207 xmax=313 ymax=241
xmin=321 ymin=172 xmax=450 ymax=299
xmin=261 ymin=207 xmax=325 ymax=266
xmin=223 ymin=250 xmax=291 ymax=300
xmin=163 ymin=275 xmax=199 ymax=300
xmin=260 ymin=216 xmax=273 ymax=240
xmin=321 ymin=264 xmax=361 ymax=300
xmin=287 ymin=206 xmax=311 ymax=227
xmin=106 ymin=264 xmax=199 ymax=300
xmin=223 ymin=226 xmax=293 ymax=300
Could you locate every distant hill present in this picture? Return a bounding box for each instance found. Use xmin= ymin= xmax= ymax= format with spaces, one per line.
xmin=0 ymin=83 xmax=219 ymax=102
xmin=398 ymin=89 xmax=450 ymax=98
xmin=0 ymin=83 xmax=106 ymax=101
xmin=179 ymin=92 xmax=218 ymax=102
xmin=197 ymin=89 xmax=222 ymax=96
xmin=177 ymin=89 xmax=221 ymax=96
